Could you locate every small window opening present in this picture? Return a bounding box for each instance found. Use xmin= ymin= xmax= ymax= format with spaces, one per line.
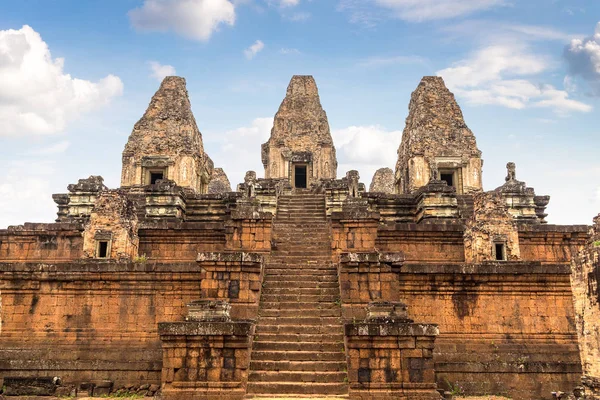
xmin=97 ymin=241 xmax=109 ymax=258
xmin=441 ymin=173 xmax=454 ymax=187
xmin=150 ymin=171 xmax=164 ymax=184
xmin=495 ymin=243 xmax=506 ymax=261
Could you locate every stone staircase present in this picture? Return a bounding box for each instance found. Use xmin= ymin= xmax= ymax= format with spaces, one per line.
xmin=246 ymin=193 xmax=349 ymax=398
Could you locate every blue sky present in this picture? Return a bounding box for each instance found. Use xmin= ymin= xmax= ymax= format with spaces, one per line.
xmin=1 ymin=0 xmax=600 ymax=226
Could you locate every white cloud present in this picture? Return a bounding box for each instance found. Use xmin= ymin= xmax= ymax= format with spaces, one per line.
xmin=339 ymin=0 xmax=504 ymax=23
xmin=289 ymin=12 xmax=310 ymax=21
xmin=280 ymin=48 xmax=301 ymax=55
xmin=0 ymin=160 xmax=59 ymax=227
xmin=374 ymin=0 xmax=505 ymax=21
xmin=244 ymin=40 xmax=265 ymax=60
xmin=280 ymin=0 xmax=300 ymax=6
xmin=207 ymin=117 xmax=273 ymax=186
xmin=437 ymin=44 xmax=592 ymax=114
xmin=129 ymin=0 xmax=236 ymax=41
xmin=564 ymin=21 xmax=600 ymax=95
xmin=25 ymin=141 xmax=70 ymax=156
xmin=149 ymin=61 xmax=177 ymax=82
xmin=0 ymin=25 xmax=123 ymax=137
xmin=357 ymin=55 xmax=428 ymax=68
xmin=332 ymin=125 xmax=402 ymax=183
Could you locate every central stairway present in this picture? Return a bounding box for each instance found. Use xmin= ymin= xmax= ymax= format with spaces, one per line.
xmin=246 ymin=193 xmax=349 ymax=398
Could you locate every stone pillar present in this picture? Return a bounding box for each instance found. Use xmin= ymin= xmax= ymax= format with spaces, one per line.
xmin=196 ymin=252 xmax=265 ymax=320
xmin=337 ymin=252 xmax=403 ymax=320
xmin=158 ymin=300 xmax=254 ymax=400
xmin=414 ymin=180 xmax=459 ymax=222
xmin=344 ymin=302 xmax=440 ymax=399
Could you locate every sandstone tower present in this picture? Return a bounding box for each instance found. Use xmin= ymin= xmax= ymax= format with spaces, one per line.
xmin=121 ymin=76 xmax=213 ymax=193
xmin=261 ymin=75 xmax=337 ymax=188
xmin=395 ymin=76 xmax=483 ymax=194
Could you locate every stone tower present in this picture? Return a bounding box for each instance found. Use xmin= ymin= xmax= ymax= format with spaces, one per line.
xmin=121 ymin=76 xmax=213 ymax=193
xmin=395 ymin=76 xmax=482 ymax=194
xmin=261 ymin=75 xmax=337 ymax=188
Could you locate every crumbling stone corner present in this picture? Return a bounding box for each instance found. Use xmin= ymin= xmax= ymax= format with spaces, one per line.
xmin=82 ymin=190 xmax=139 ymax=260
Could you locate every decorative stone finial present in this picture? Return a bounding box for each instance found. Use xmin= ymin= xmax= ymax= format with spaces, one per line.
xmin=506 ymin=162 xmax=516 ymax=182
xmin=430 ymin=162 xmax=440 ymax=181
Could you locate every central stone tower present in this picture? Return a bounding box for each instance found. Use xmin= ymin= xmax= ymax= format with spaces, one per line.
xmin=261 ymin=75 xmax=337 ymax=189
xmin=395 ymin=76 xmax=483 ymax=194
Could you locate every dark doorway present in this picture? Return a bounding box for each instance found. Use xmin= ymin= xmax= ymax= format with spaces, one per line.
xmin=440 ymin=173 xmax=454 ymax=187
xmin=150 ymin=171 xmax=164 ymax=184
xmin=294 ymin=165 xmax=307 ymax=188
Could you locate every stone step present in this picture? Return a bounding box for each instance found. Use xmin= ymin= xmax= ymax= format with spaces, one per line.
xmin=257 ymin=316 xmax=342 ymax=326
xmin=259 ymin=309 xmax=341 ymax=318
xmin=260 ymin=294 xmax=339 ymax=303
xmin=246 ymin=382 xmax=348 ymax=395
xmin=252 ymin=341 xmax=343 ymax=352
xmin=264 ymin=269 xmax=338 ymax=276
xmin=263 ymin=274 xmax=338 ymax=282
xmin=260 ymin=288 xmax=339 ymax=296
xmin=262 ymin=281 xmax=339 ymax=289
xmin=249 ymin=360 xmax=347 ymax=373
xmin=248 ymin=371 xmax=347 ymax=383
xmin=256 ymin=324 xmax=343 ymax=335
xmin=265 ymin=263 xmax=335 ymax=269
xmin=251 ymin=350 xmax=346 ymax=362
xmin=260 ymin=301 xmax=340 ymax=310
xmin=254 ymin=333 xmax=344 ymax=343
xmin=270 ymin=251 xmax=331 ymax=257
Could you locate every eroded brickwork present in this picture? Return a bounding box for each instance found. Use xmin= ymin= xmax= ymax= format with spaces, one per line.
xmin=208 ymin=168 xmax=232 ymax=194
xmin=464 ymin=191 xmax=520 ymax=263
xmin=82 ymin=190 xmax=139 ymax=260
xmin=571 ymin=215 xmax=600 ymax=398
xmin=369 ymin=167 xmax=395 ymax=193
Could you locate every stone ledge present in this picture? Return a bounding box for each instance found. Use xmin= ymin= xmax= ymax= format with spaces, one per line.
xmin=345 ymin=322 xmax=439 ymax=337
xmin=340 ymin=252 xmax=405 ymax=265
xmin=400 ymin=262 xmax=570 ymax=274
xmin=196 ymin=252 xmax=264 ymax=263
xmin=158 ymin=321 xmax=254 ymax=336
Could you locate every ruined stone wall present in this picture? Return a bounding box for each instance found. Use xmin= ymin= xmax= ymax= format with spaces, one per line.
xmin=121 ymin=77 xmax=213 ymax=193
xmin=571 ymin=215 xmax=600 ymax=398
xmin=395 ymin=76 xmax=482 ymax=194
xmin=262 ymin=75 xmax=337 ymax=185
xmin=138 ymin=226 xmax=227 ymax=261
xmin=0 ymin=262 xmax=204 ymax=386
xmin=399 ymin=263 xmax=581 ymax=400
xmin=376 ymin=224 xmax=466 ymax=262
xmin=0 ymin=224 xmax=83 ymax=262
xmin=0 ymin=257 xmax=263 ymax=387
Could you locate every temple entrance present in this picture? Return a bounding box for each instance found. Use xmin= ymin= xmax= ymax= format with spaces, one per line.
xmin=294 ymin=165 xmax=307 ymax=188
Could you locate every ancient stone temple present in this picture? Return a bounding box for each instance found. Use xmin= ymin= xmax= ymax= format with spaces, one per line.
xmin=261 ymin=75 xmax=337 ymax=188
xmin=395 ymin=76 xmax=483 ymax=194
xmin=0 ymin=75 xmax=596 ymax=400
